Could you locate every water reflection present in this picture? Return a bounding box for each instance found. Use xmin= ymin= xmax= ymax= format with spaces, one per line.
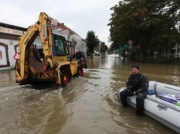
xmin=0 ymin=54 xmax=180 ymax=134
xmin=0 ymin=85 xmax=69 ymax=134
xmin=89 ymin=54 xmax=180 ymax=86
xmin=0 ymin=70 xmax=17 ymax=88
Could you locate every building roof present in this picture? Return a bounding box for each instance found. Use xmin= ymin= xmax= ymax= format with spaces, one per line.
xmin=0 ymin=18 xmax=81 ymax=40
xmin=57 ymin=22 xmax=80 ymax=38
xmin=0 ymin=22 xmax=27 ymax=31
xmin=0 ymin=22 xmax=27 ymax=40
xmin=0 ymin=33 xmax=20 ymax=40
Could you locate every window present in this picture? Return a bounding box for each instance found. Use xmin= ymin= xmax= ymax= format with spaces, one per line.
xmin=52 ymin=34 xmax=69 ymax=56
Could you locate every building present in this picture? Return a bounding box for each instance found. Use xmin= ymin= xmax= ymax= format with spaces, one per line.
xmin=0 ymin=22 xmax=26 ymax=70
xmin=56 ymin=22 xmax=87 ymax=57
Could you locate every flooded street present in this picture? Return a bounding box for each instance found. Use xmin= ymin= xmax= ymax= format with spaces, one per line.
xmin=0 ymin=54 xmax=180 ymax=134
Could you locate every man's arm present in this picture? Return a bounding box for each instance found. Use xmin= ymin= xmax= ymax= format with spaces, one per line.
xmin=126 ymin=74 xmax=133 ymax=89
xmin=135 ymin=75 xmax=149 ymax=94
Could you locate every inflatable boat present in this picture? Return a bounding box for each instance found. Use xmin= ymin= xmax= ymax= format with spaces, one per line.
xmin=117 ymin=81 xmax=180 ymax=133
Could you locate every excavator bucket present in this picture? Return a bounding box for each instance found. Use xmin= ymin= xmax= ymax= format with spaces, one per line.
xmin=28 ymin=44 xmax=47 ymax=74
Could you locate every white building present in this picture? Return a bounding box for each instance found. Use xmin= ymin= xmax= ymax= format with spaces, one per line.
xmin=0 ymin=22 xmax=26 ymax=70
xmin=57 ymin=23 xmax=87 ymax=57
xmin=69 ymin=33 xmax=87 ymax=57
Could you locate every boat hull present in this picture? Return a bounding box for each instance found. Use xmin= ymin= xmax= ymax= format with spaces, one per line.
xmin=118 ymin=81 xmax=180 ymax=133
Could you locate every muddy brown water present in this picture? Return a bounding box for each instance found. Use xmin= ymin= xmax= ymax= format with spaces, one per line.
xmin=0 ymin=54 xmax=179 ymax=134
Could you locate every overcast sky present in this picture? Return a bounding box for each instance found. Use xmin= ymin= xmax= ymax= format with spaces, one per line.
xmin=0 ymin=0 xmax=120 ymax=46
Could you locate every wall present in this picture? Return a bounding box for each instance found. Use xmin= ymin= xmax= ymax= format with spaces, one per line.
xmin=69 ymin=34 xmax=86 ymax=54
xmin=0 ymin=39 xmax=18 ymax=70
xmin=0 ymin=23 xmax=25 ymax=70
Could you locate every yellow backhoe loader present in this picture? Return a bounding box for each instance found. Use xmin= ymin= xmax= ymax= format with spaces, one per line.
xmin=14 ymin=12 xmax=83 ymax=87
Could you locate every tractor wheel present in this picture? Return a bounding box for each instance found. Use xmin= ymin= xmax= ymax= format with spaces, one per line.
xmin=61 ymin=70 xmax=71 ymax=87
xmin=77 ymin=67 xmax=83 ymax=77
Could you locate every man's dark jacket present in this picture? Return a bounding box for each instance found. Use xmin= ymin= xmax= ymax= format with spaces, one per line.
xmin=126 ymin=73 xmax=149 ymax=94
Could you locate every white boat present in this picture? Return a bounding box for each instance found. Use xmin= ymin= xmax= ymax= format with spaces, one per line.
xmin=117 ymin=81 xmax=180 ymax=133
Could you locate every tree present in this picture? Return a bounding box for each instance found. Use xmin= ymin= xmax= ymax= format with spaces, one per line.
xmin=86 ymin=31 xmax=99 ymax=56
xmin=100 ymin=42 xmax=108 ymax=54
xmin=108 ymin=0 xmax=180 ymax=60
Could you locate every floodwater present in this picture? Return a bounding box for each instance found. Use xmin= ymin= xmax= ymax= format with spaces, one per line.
xmin=0 ymin=54 xmax=180 ymax=134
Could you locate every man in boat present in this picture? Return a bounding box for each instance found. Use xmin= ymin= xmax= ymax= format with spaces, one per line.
xmin=120 ymin=65 xmax=149 ymax=115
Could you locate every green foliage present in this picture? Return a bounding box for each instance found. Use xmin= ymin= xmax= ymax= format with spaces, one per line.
xmin=109 ymin=0 xmax=180 ymax=55
xmin=86 ymin=31 xmax=99 ymax=54
xmin=100 ymin=42 xmax=108 ymax=53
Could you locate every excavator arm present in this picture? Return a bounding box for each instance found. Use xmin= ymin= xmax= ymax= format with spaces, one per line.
xmin=16 ymin=12 xmax=53 ymax=83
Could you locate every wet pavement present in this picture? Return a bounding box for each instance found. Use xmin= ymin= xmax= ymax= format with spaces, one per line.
xmin=0 ymin=54 xmax=179 ymax=134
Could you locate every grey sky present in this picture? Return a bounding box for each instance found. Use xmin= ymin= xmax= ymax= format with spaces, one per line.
xmin=0 ymin=0 xmax=120 ymax=46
